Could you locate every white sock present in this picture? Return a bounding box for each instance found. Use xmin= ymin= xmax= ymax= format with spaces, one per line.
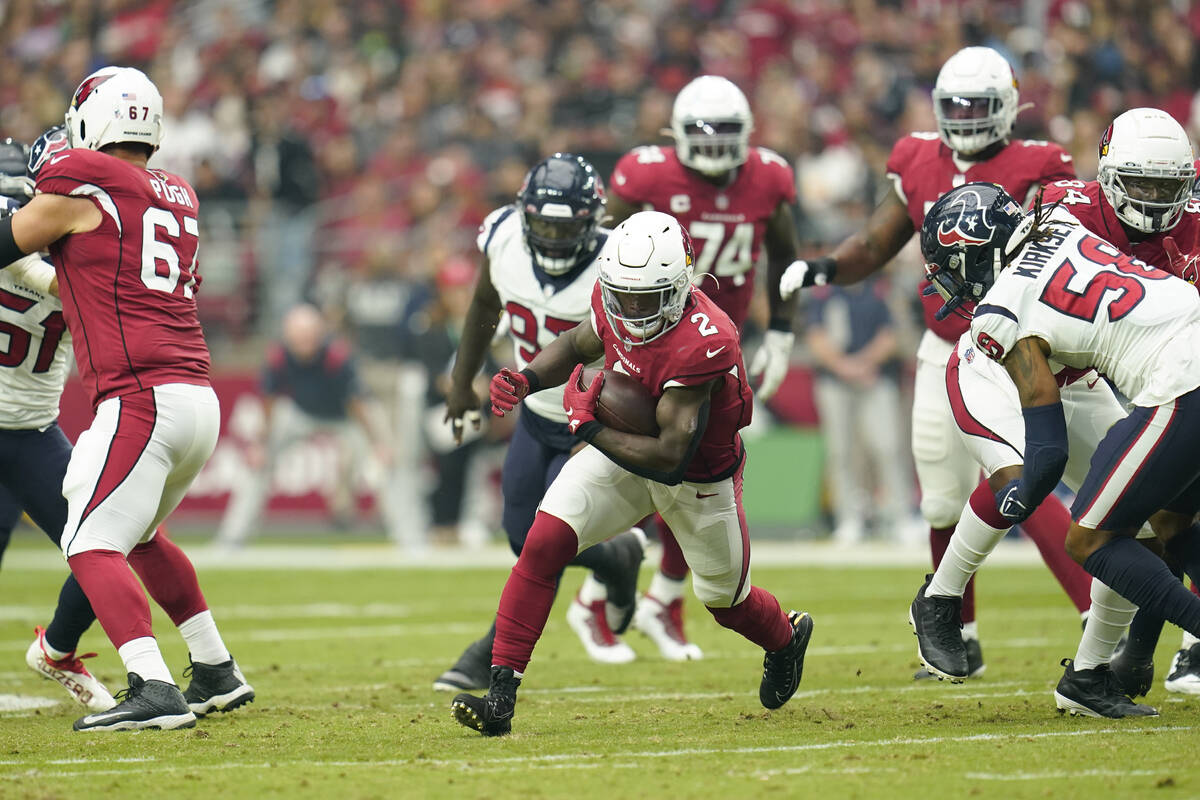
xmin=118 ymin=637 xmax=174 ymax=684
xmin=961 ymin=621 xmax=979 ymax=641
xmin=42 ymin=636 xmax=73 ymax=661
xmin=1182 ymin=631 xmax=1200 ymax=650
xmin=578 ymin=574 xmax=606 ymax=604
xmin=178 ymin=610 xmax=231 ymax=665
xmin=928 ymin=506 xmax=1006 ymax=599
xmin=1074 ymin=578 xmax=1136 ymax=670
xmin=648 ymin=571 xmax=685 ymax=605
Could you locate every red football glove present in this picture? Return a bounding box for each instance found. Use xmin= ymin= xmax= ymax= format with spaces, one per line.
xmin=489 ymin=367 xmax=531 ymax=416
xmin=563 ymin=364 xmax=604 ymax=435
xmin=1164 ymin=233 xmax=1200 ymax=285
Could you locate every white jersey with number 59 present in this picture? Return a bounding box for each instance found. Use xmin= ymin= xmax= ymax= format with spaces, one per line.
xmin=477 ymin=205 xmax=604 ymax=423
xmin=972 ymin=206 xmax=1200 ymax=408
xmin=0 ymin=256 xmax=71 ymax=429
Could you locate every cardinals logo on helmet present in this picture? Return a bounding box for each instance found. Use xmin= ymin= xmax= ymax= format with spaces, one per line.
xmin=936 ymin=187 xmax=996 ymax=248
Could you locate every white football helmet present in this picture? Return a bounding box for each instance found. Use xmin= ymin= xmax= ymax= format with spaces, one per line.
xmin=932 ymin=47 xmax=1019 ymax=156
xmin=598 ymin=211 xmax=694 ymax=345
xmin=1098 ymin=107 xmax=1196 ymax=234
xmin=65 ymin=66 xmax=164 ymax=152
xmin=670 ymin=75 xmax=753 ymax=176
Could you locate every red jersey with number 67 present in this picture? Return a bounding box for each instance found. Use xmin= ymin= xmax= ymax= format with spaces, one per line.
xmin=886 ymin=133 xmax=1075 ymax=342
xmin=1040 ymin=179 xmax=1200 ymax=285
xmin=35 ymin=148 xmax=210 ymax=410
xmin=610 ymin=145 xmax=796 ymax=330
xmin=589 ymin=284 xmax=752 ymax=482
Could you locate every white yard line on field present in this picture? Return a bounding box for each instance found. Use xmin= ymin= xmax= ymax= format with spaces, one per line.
xmin=0 ymin=725 xmax=1191 ymax=780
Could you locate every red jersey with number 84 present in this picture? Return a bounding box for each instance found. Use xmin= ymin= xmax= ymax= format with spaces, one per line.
xmin=589 ymin=284 xmax=752 ymax=482
xmin=36 ymin=148 xmax=210 ymax=410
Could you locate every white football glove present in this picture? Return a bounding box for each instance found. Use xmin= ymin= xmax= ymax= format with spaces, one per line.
xmin=779 ymin=258 xmax=835 ymax=300
xmin=748 ymin=329 xmax=794 ymax=401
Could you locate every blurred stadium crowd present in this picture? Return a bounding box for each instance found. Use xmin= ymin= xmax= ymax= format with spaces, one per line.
xmin=3 ymin=0 xmax=1199 ymax=540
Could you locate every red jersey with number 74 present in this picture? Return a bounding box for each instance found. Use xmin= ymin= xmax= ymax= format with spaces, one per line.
xmin=589 ymin=283 xmax=752 ymax=482
xmin=35 ymin=148 xmax=210 ymax=410
xmin=610 ymin=145 xmax=796 ymax=330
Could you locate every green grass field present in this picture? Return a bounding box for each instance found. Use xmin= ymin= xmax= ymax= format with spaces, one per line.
xmin=0 ymin=536 xmax=1196 ymax=799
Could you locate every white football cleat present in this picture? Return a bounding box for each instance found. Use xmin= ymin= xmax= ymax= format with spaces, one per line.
xmin=634 ymin=594 xmax=703 ymax=661
xmin=566 ymin=595 xmax=635 ymax=664
xmin=1165 ymin=644 xmax=1200 ymax=694
xmin=26 ymin=626 xmax=116 ymax=712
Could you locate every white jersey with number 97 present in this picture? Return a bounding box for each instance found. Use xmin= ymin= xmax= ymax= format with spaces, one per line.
xmin=478 ymin=205 xmax=603 ymax=423
xmin=972 ymin=207 xmax=1200 ymax=408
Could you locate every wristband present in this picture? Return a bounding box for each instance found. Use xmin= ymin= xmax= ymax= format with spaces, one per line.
xmin=519 ymin=367 xmax=542 ymax=394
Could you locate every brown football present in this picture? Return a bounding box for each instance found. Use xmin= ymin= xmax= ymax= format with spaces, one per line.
xmin=578 ymin=368 xmax=660 ymax=436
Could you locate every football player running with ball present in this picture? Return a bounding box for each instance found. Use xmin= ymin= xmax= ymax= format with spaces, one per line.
xmin=433 ymin=153 xmax=646 ymax=692
xmin=606 ymin=75 xmax=802 ymax=661
xmin=451 ymin=211 xmax=812 ymax=737
xmin=780 ymin=46 xmax=1086 ymax=679
xmin=921 ymin=182 xmax=1200 ymax=714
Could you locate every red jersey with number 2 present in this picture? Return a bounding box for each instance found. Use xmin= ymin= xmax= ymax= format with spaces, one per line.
xmin=886 ymin=133 xmax=1075 ymax=341
xmin=1040 ymin=179 xmax=1200 ymax=286
xmin=610 ymin=145 xmax=796 ymax=330
xmin=589 ymin=284 xmax=752 ymax=482
xmin=36 ymin=148 xmax=210 ymax=409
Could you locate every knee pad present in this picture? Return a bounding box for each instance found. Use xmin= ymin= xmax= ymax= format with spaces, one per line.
xmin=919 ymin=492 xmax=963 ymax=530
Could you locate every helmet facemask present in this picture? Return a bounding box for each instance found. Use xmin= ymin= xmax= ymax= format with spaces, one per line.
xmin=676 ymin=119 xmax=749 ymax=176
xmin=522 ymin=205 xmax=596 ymax=276
xmin=1101 ymin=168 xmax=1193 ymax=234
xmin=600 ymin=277 xmax=689 ymax=345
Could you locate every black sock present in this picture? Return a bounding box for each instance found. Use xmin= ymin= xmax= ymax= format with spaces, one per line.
xmin=569 ymin=540 xmax=614 ymax=581
xmin=1121 ymin=607 xmax=1166 ymax=662
xmin=1084 ymin=536 xmax=1200 ymax=637
xmin=1165 ymin=524 xmax=1200 ymax=587
xmin=44 ymin=574 xmax=95 ymax=655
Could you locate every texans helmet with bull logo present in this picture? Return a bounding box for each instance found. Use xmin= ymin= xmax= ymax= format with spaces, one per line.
xmin=920 ymin=182 xmax=1028 ymax=321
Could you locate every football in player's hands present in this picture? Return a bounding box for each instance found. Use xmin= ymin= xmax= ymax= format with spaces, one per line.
xmin=579 ymin=368 xmax=660 ymax=436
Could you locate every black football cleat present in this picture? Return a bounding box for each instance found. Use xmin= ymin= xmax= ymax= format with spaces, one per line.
xmin=760 ymin=611 xmax=814 ymax=710
xmin=909 ymin=574 xmax=968 ymax=682
xmin=1109 ymin=650 xmax=1154 ymax=698
xmin=452 ymin=665 xmax=521 ymax=737
xmin=434 ymin=628 xmax=494 ymax=692
xmin=602 ymin=528 xmax=646 ymax=635
xmin=74 ymin=673 xmax=196 ymax=732
xmin=1054 ymin=658 xmax=1159 ymax=718
xmin=182 ymin=655 xmax=255 ymax=715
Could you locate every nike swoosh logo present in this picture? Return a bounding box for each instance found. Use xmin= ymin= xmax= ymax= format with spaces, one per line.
xmin=1087 ymin=378 xmax=1099 ymax=389
xmin=1060 ymin=153 xmax=1073 ymax=162
xmin=695 ymin=491 xmax=718 ymax=499
xmin=49 ymin=154 xmax=70 ymax=165
xmin=706 ymin=346 xmax=725 ymax=358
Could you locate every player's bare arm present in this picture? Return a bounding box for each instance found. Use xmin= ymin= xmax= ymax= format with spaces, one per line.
xmin=779 ymin=190 xmax=913 ymax=298
xmin=2 ymin=193 xmax=102 ymax=260
xmin=764 ymin=200 xmax=801 ymax=326
xmin=828 ymin=190 xmax=915 ymax=285
xmin=445 ymin=259 xmax=503 ymax=437
xmin=604 ymin=193 xmax=641 ymax=228
xmin=589 ymin=380 xmax=715 ymax=484
xmin=521 ymin=319 xmax=604 ymax=390
xmin=1001 ymin=336 xmax=1061 ymax=408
